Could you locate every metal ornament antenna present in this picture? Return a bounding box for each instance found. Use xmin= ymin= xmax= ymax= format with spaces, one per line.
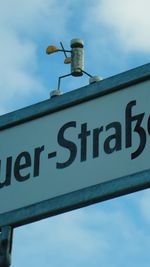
xmin=46 ymin=38 xmax=102 ymax=97
xmin=60 ymin=42 xmax=68 ymax=59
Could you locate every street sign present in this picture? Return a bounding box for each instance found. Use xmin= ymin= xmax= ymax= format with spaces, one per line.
xmin=0 ymin=63 xmax=150 ymax=228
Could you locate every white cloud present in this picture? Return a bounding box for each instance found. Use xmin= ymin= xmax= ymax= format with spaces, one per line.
xmin=84 ymin=0 xmax=150 ymax=53
xmin=0 ymin=0 xmax=71 ymax=114
xmin=0 ymin=0 xmax=71 ymax=39
xmin=13 ymin=209 xmax=109 ymax=266
xmin=12 ymin=199 xmax=150 ymax=267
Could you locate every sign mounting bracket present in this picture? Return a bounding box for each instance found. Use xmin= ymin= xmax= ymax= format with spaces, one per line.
xmin=0 ymin=226 xmax=13 ymax=267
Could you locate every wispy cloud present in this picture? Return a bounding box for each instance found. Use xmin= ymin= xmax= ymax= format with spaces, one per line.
xmin=12 ymin=199 xmax=150 ymax=267
xmin=85 ymin=0 xmax=150 ymax=53
xmin=0 ymin=0 xmax=71 ymax=113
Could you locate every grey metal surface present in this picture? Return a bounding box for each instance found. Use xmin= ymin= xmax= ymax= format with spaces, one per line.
xmin=0 ymin=168 xmax=150 ymax=228
xmin=1 ymin=63 xmax=150 ymax=130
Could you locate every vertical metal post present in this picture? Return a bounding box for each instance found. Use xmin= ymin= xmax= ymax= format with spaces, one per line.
xmin=0 ymin=226 xmax=13 ymax=267
xmin=58 ymin=73 xmax=72 ymax=91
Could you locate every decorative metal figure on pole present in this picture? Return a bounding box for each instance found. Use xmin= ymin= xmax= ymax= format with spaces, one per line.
xmin=46 ymin=38 xmax=102 ymax=98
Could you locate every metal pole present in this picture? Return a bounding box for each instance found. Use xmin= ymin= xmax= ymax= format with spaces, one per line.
xmin=58 ymin=73 xmax=72 ymax=91
xmin=0 ymin=226 xmax=13 ymax=267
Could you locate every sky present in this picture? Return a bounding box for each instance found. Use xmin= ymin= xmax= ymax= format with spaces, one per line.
xmin=0 ymin=0 xmax=150 ymax=266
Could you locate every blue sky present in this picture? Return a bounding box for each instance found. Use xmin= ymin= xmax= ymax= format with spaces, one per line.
xmin=0 ymin=0 xmax=150 ymax=266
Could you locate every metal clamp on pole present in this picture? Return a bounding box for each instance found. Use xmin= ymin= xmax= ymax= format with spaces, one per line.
xmin=0 ymin=226 xmax=13 ymax=267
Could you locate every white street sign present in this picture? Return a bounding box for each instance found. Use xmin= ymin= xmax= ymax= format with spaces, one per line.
xmin=0 ymin=63 xmax=150 ymax=227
